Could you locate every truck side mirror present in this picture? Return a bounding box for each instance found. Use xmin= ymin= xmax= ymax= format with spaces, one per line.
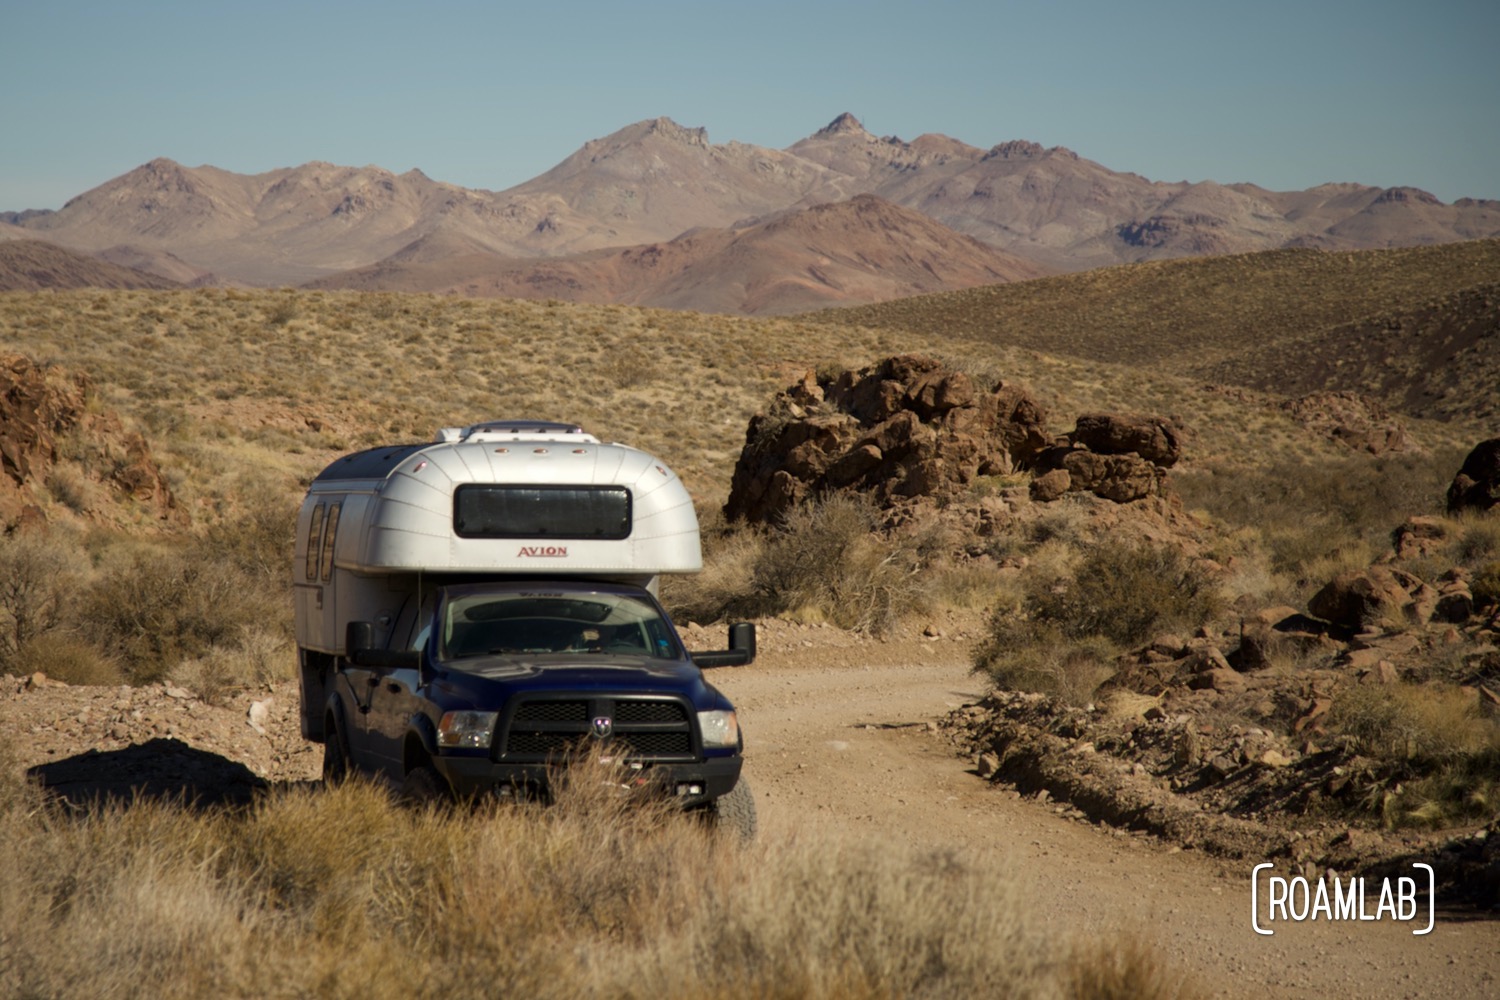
xmin=345 ymin=620 xmax=421 ymax=671
xmin=346 ymin=621 xmax=374 ymax=658
xmin=691 ymin=622 xmax=757 ymax=668
xmin=728 ymin=622 xmax=756 ymax=662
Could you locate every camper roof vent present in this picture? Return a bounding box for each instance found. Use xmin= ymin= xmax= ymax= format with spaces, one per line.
xmin=435 ymin=420 xmax=599 ymax=445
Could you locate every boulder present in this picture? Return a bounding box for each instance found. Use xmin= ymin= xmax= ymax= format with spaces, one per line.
xmin=724 ymin=356 xmax=1051 ymax=524
xmin=1028 ymin=468 xmax=1070 ymax=502
xmin=1060 ymin=450 xmax=1163 ymax=503
xmin=1308 ymin=566 xmax=1434 ymax=631
xmin=1392 ymin=515 xmax=1448 ymax=560
xmin=1447 ymin=438 xmax=1500 ymax=514
xmin=1068 ymin=413 xmax=1185 ymax=468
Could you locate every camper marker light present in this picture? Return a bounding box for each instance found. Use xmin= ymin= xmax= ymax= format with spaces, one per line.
xmin=438 ymin=711 xmax=498 ymax=749
xmin=697 ymin=710 xmax=739 ymax=749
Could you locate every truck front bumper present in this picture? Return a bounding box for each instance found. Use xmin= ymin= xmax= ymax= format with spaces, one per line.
xmin=434 ymin=753 xmax=743 ymax=806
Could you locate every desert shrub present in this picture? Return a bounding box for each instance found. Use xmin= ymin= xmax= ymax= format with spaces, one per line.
xmin=975 ymin=542 xmax=1223 ymax=702
xmin=1027 ymin=542 xmax=1223 ymax=648
xmin=976 ymin=618 xmax=1117 ymax=705
xmin=1454 ymin=514 xmax=1500 ymax=564
xmin=603 ymin=344 xmax=656 ymax=389
xmin=76 ymin=544 xmax=281 ymax=684
xmin=1470 ymin=561 xmax=1500 ymax=610
xmin=659 ymin=515 xmax=766 ymax=625
xmin=1329 ymin=682 xmax=1500 ymax=828
xmin=1065 ymin=932 xmax=1205 ymax=1000
xmin=743 ymin=494 xmax=919 ymax=635
xmin=169 ymin=626 xmax=293 ymax=703
xmin=202 ymin=474 xmax=298 ymax=590
xmin=45 ymin=461 xmax=98 ymax=514
xmin=0 ymin=532 xmax=85 ymax=668
xmin=14 ymin=633 xmax=123 ymax=686
xmin=0 ymin=721 xmax=1197 ymax=999
xmin=1330 ymin=682 xmax=1499 ymax=767
xmin=1175 ymin=450 xmax=1461 ymax=588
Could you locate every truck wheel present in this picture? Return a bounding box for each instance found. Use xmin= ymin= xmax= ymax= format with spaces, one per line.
xmin=400 ymin=764 xmax=449 ymax=806
xmin=708 ymin=778 xmax=757 ymax=842
xmin=322 ymin=725 xmax=351 ymax=784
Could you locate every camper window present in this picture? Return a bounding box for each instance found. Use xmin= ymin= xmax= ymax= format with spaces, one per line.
xmin=319 ymin=502 xmax=342 ymax=582
xmin=453 ymin=485 xmax=631 ymax=539
xmin=304 ymin=503 xmax=326 ymax=581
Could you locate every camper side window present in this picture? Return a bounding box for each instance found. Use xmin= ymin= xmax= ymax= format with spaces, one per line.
xmin=320 ymin=502 xmax=342 ymax=582
xmin=305 ymin=503 xmax=326 ymax=581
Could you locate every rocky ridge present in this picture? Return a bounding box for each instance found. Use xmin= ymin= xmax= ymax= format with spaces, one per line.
xmin=0 ymin=354 xmax=180 ymax=531
xmin=10 ymin=114 xmax=1499 ymax=289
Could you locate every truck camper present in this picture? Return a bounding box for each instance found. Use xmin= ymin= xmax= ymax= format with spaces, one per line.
xmin=294 ymin=420 xmax=756 ymax=835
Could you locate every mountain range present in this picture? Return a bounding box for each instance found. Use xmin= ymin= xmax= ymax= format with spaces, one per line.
xmin=4 ymin=114 xmax=1498 ymax=313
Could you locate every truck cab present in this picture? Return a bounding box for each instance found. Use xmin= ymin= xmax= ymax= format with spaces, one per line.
xmin=293 ymin=420 xmax=756 ymax=835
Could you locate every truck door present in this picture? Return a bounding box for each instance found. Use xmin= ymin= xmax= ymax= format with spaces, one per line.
xmin=364 ymin=591 xmax=435 ymax=777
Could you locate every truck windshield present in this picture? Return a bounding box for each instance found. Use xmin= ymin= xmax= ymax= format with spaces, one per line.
xmin=439 ymin=589 xmax=679 ymax=661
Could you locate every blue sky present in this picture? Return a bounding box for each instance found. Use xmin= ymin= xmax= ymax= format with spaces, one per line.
xmin=2 ymin=0 xmax=1497 ymax=211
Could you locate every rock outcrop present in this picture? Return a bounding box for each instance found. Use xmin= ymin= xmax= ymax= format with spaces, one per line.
xmin=1282 ymin=391 xmax=1413 ymax=455
xmin=1028 ymin=412 xmax=1185 ymax=504
xmin=725 ymin=357 xmax=1189 ymax=524
xmin=724 ymin=355 xmax=1049 ymax=525
xmin=0 ymin=354 xmax=178 ymax=531
xmin=1447 ymin=438 xmax=1500 ymax=514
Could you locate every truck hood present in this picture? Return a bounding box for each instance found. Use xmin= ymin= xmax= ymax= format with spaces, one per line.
xmin=444 ymin=654 xmax=700 ymax=684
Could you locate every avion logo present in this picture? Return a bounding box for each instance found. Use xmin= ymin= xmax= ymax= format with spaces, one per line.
xmin=517 ymin=545 xmax=569 ymax=558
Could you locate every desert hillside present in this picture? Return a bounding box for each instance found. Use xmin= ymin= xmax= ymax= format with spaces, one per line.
xmin=2 ymin=249 xmax=1499 ymax=995
xmin=814 ymin=238 xmax=1500 ymax=422
xmin=307 ymin=194 xmax=1053 ymax=315
xmin=0 ymin=239 xmax=181 ymax=291
xmin=7 ymin=114 xmax=1497 ymax=292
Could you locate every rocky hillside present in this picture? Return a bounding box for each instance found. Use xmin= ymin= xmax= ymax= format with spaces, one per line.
xmin=0 ymin=239 xmax=181 ymax=292
xmin=0 ymin=354 xmax=180 ymax=531
xmin=814 ymin=239 xmax=1500 ymax=426
xmin=8 ymin=114 xmax=1497 ymax=292
xmin=308 ymin=195 xmax=1052 ymax=315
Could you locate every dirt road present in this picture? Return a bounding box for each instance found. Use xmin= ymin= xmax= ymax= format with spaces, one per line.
xmin=710 ymin=631 xmax=1499 ymax=1000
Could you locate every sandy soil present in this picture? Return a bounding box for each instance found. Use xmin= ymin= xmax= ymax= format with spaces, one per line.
xmin=5 ymin=624 xmax=1496 ymax=998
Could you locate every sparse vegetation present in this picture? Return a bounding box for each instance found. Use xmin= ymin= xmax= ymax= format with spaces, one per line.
xmin=974 ymin=541 xmax=1225 ymax=703
xmin=815 ymin=241 xmax=1500 ymax=421
xmin=0 ymin=256 xmax=1495 ymax=992
xmin=0 ymin=757 xmax=1180 ymax=999
xmin=1329 ymin=682 xmax=1500 ymax=829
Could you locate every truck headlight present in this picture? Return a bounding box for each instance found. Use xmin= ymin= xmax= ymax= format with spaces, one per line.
xmin=697 ymin=709 xmax=739 ymax=749
xmin=438 ymin=711 xmax=497 ymax=749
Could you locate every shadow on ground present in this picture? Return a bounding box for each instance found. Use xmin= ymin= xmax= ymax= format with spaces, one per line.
xmin=27 ymin=738 xmax=272 ymax=811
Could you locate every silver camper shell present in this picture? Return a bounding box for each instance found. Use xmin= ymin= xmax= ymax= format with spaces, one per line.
xmin=293 ymin=421 xmax=702 ymax=657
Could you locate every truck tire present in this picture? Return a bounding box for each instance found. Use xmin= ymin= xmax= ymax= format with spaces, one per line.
xmin=708 ymin=778 xmax=757 ymax=842
xmin=400 ymin=764 xmax=449 ymax=806
xmin=322 ymin=724 xmax=350 ymax=784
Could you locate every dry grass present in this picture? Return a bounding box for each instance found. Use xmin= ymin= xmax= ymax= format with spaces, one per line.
xmin=974 ymin=541 xmax=1226 ymax=704
xmin=0 ymin=755 xmax=1185 ymax=999
xmin=0 ymin=278 xmax=1488 ymax=667
xmin=812 ymin=239 xmax=1500 ymax=395
xmin=1329 ymin=682 xmax=1500 ymax=829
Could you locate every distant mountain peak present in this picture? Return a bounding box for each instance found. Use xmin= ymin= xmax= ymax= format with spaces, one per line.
xmin=815 ymin=112 xmax=868 ymax=138
xmin=641 ymin=117 xmax=710 ymax=147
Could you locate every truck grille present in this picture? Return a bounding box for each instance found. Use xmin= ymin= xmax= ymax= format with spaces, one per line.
xmin=498 ymin=696 xmax=695 ymax=762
